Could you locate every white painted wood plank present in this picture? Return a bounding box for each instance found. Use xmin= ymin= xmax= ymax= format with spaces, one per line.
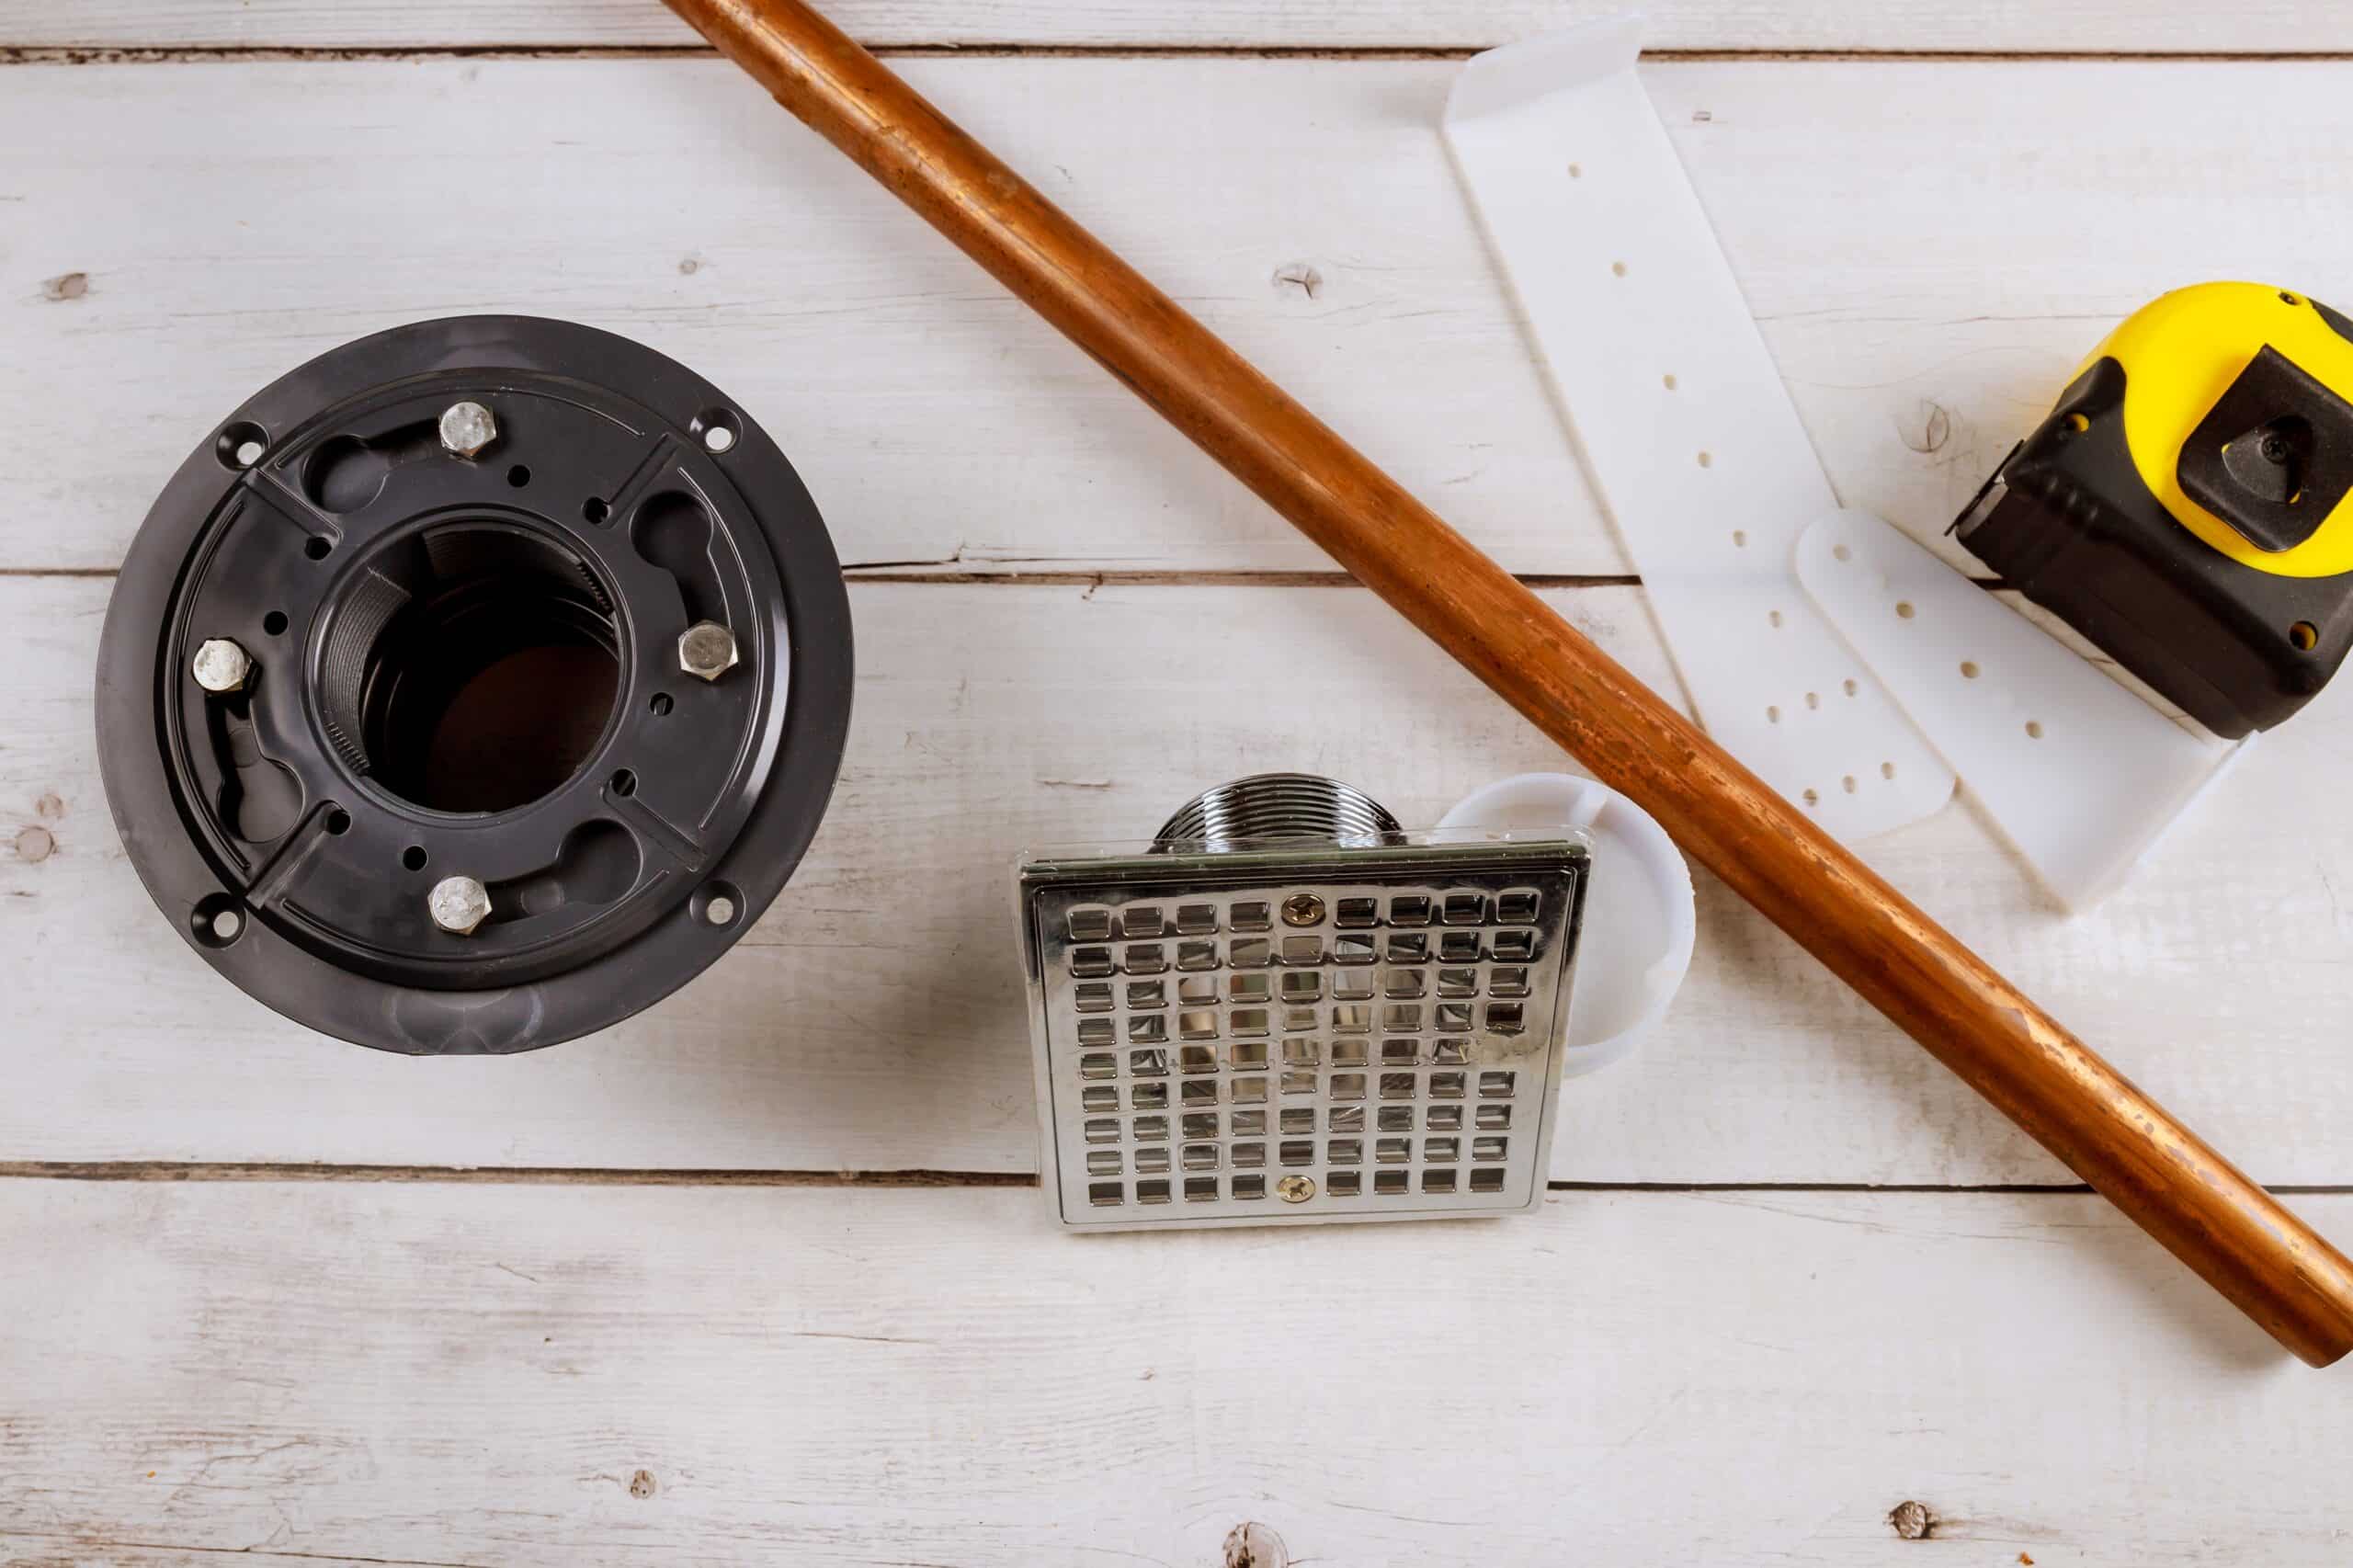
xmin=11 ymin=58 xmax=2353 ymax=574
xmin=8 ymin=0 xmax=2353 ymax=52
xmin=12 ymin=572 xmax=2353 ymax=1183
xmin=5 ymin=1176 xmax=2349 ymax=1565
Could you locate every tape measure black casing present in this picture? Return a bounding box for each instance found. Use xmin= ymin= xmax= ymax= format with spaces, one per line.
xmin=1955 ymin=283 xmax=2353 ymax=738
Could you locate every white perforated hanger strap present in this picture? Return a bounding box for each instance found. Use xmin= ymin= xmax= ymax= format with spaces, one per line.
xmin=1795 ymin=511 xmax=2247 ymax=910
xmin=1443 ymin=19 xmax=1953 ymax=840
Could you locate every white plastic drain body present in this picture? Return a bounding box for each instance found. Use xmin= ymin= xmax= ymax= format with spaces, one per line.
xmin=1794 ymin=512 xmax=2248 ymax=910
xmin=1437 ymin=772 xmax=1692 ymax=1077
xmin=1442 ymin=17 xmax=1954 ymax=842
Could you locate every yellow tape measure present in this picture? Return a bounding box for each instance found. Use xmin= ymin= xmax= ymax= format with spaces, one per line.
xmin=1956 ymin=281 xmax=2353 ymax=737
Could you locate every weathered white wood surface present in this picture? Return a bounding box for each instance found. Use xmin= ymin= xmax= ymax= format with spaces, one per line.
xmin=14 ymin=58 xmax=2353 ymax=578
xmin=6 ymin=25 xmax=2353 ymax=1567
xmin=11 ymin=569 xmax=2353 ymax=1179
xmin=7 ymin=55 xmax=2353 ymax=1180
xmin=6 ymin=1178 xmax=2352 ymax=1566
xmin=10 ymin=0 xmax=2353 ymax=52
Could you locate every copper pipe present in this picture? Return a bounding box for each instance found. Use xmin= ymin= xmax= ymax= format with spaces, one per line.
xmin=665 ymin=0 xmax=2353 ymax=1366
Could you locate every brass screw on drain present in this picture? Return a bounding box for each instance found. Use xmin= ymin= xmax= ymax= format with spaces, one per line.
xmin=1279 ymin=892 xmax=1324 ymax=927
xmin=1276 ymin=1175 xmax=1316 ymax=1203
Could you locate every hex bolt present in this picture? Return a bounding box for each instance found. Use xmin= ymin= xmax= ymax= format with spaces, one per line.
xmin=190 ymin=638 xmax=254 ymax=694
xmin=678 ymin=620 xmax=740 ymax=682
xmin=438 ymin=400 xmax=497 ymax=459
xmin=427 ymin=875 xmax=493 ymax=936
xmin=1276 ymin=1175 xmax=1316 ymax=1203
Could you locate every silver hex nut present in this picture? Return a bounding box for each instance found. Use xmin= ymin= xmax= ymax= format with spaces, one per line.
xmin=191 ymin=638 xmax=254 ymax=694
xmin=427 ymin=875 xmax=493 ymax=937
xmin=438 ymin=400 xmax=497 ymax=459
xmin=677 ymin=620 xmax=740 ymax=682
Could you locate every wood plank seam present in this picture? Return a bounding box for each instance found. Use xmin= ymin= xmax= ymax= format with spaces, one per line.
xmin=0 ymin=570 xmax=2029 ymax=591
xmin=5 ymin=1163 xmax=2350 ymax=1195
xmin=0 ymin=1533 xmax=497 ymax=1568
xmin=15 ymin=46 xmax=2353 ymax=64
xmin=0 ymin=1163 xmax=1042 ymax=1186
xmin=0 ymin=564 xmax=1651 ymax=587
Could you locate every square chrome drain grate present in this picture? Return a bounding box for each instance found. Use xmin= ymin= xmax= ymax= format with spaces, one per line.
xmin=1019 ymin=776 xmax=1589 ymax=1229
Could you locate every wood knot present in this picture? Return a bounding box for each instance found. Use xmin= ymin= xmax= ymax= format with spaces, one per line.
xmin=1902 ymin=400 xmax=1953 ymax=455
xmin=13 ymin=825 xmax=53 ymax=863
xmin=1222 ymin=1521 xmax=1288 ymax=1568
xmin=628 ymin=1469 xmax=657 ymax=1499
xmin=41 ymin=271 xmax=89 ymax=302
xmin=1888 ymin=1500 xmax=1937 ymax=1540
xmin=1272 ymin=262 xmax=1324 ymax=301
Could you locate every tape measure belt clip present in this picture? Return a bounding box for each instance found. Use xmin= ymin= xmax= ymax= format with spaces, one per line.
xmin=2177 ymin=345 xmax=2353 ymax=554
